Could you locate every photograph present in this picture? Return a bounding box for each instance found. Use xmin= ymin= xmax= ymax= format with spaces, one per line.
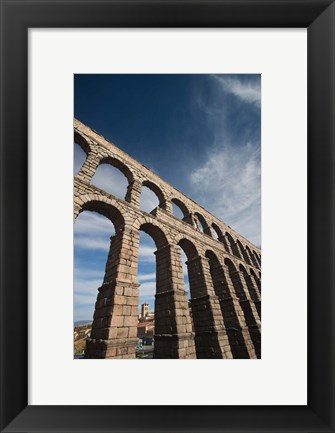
xmin=73 ymin=74 xmax=261 ymax=359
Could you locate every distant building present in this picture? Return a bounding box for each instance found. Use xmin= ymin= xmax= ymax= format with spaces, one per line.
xmin=141 ymin=303 xmax=149 ymax=322
xmin=137 ymin=320 xmax=155 ymax=337
xmin=145 ymin=312 xmax=154 ymax=322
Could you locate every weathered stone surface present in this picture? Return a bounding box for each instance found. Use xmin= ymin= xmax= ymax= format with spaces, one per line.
xmin=74 ymin=119 xmax=261 ymax=359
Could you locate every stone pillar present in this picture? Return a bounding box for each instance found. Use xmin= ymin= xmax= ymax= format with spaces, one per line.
xmin=207 ymin=260 xmax=250 ymax=359
xmin=125 ymin=179 xmax=142 ymax=208
xmin=245 ymin=248 xmax=256 ymax=268
xmin=182 ymin=213 xmax=197 ymax=228
xmin=234 ymin=242 xmax=245 ymax=260
xmin=154 ymin=244 xmax=196 ymax=359
xmin=85 ymin=226 xmax=140 ymax=359
xmin=251 ymin=273 xmax=261 ymax=294
xmin=160 ymin=199 xmax=173 ymax=215
xmin=228 ymin=238 xmax=241 ymax=258
xmin=187 ymin=256 xmax=233 ymax=359
xmin=225 ymin=266 xmax=260 ymax=358
xmin=242 ymin=271 xmax=261 ymax=318
xmin=250 ymin=251 xmax=260 ymax=269
xmin=203 ymin=225 xmax=213 ymax=237
xmin=248 ymin=252 xmax=259 ymax=268
xmin=238 ymin=272 xmax=261 ymax=326
xmin=238 ymin=243 xmax=252 ymax=266
xmin=76 ymin=152 xmax=101 ymax=183
xmin=254 ymin=253 xmax=261 ymax=268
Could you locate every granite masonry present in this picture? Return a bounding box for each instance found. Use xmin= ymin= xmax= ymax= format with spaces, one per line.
xmin=74 ymin=119 xmax=261 ymax=359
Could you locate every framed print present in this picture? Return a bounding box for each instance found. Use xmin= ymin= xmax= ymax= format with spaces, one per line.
xmin=0 ymin=1 xmax=334 ymax=432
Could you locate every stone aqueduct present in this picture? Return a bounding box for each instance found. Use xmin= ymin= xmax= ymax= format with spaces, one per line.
xmin=74 ymin=119 xmax=261 ymax=359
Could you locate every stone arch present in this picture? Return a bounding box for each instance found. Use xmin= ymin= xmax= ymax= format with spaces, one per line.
xmin=225 ymin=258 xmax=261 ymax=358
xmin=177 ymin=242 xmax=231 ymax=358
xmin=74 ymin=129 xmax=91 ymax=156
xmin=205 ymin=249 xmax=220 ymax=262
xmin=177 ymin=237 xmax=199 ymax=261
xmin=211 ymin=223 xmax=223 ymax=239
xmin=98 ymin=155 xmax=135 ymax=185
xmin=74 ymin=130 xmax=92 ymax=176
xmin=139 ymin=222 xmax=169 ymax=250
xmin=74 ymin=210 xmax=114 ymax=352
xmin=252 ymin=250 xmax=261 ymax=267
xmin=224 ymin=258 xmax=246 ymax=300
xmin=177 ymin=237 xmax=202 ymax=300
xmin=239 ymin=264 xmax=259 ymax=302
xmin=136 ymin=220 xmax=195 ymax=358
xmin=246 ymin=245 xmax=258 ymax=268
xmin=205 ymin=250 xmax=231 ymax=299
xmin=194 ymin=212 xmax=212 ymax=237
xmin=194 ymin=212 xmax=209 ymax=234
xmin=226 ymin=232 xmax=241 ymax=258
xmin=206 ymin=250 xmax=249 ymax=359
xmin=250 ymin=268 xmax=261 ymax=293
xmin=212 ymin=223 xmax=230 ymax=252
xmin=171 ymin=197 xmax=190 ymax=220
xmin=133 ymin=216 xmax=172 ymax=247
xmin=142 ymin=180 xmax=167 ymax=210
xmin=76 ymin=195 xmax=126 ymax=232
xmin=237 ymin=239 xmax=252 ymax=265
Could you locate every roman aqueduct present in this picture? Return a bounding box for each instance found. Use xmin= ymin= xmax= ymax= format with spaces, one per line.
xmin=74 ymin=119 xmax=261 ymax=359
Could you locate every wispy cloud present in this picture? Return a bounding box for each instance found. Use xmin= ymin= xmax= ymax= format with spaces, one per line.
xmin=188 ymin=75 xmax=261 ymax=246
xmin=212 ymin=75 xmax=261 ymax=107
xmin=190 ymin=142 xmax=261 ymax=245
xmin=74 ymin=275 xmax=102 ymax=319
xmin=74 ymin=211 xmax=114 ymax=252
xmin=74 ymin=237 xmax=110 ymax=251
xmin=74 ymin=211 xmax=115 ymax=235
xmin=138 ymin=244 xmax=156 ymax=262
xmin=74 ymin=267 xmax=104 ymax=281
xmin=139 ymin=281 xmax=156 ymax=296
xmin=138 ymin=272 xmax=156 ymax=282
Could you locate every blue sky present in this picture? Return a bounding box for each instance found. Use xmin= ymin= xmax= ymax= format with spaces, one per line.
xmin=74 ymin=74 xmax=261 ymax=323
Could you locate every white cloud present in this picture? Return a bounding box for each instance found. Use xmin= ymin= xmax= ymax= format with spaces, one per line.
xmin=74 ymin=267 xmax=104 ymax=280
xmin=190 ymin=76 xmax=261 ymax=245
xmin=213 ymin=75 xmax=261 ymax=107
xmin=138 ymin=244 xmax=156 ymax=262
xmin=74 ymin=293 xmax=96 ymax=307
xmin=74 ymin=211 xmax=115 ymax=235
xmin=74 ymin=211 xmax=115 ymax=252
xmin=138 ymin=281 xmax=156 ymax=297
xmin=138 ymin=272 xmax=156 ymax=282
xmin=74 ymin=276 xmax=102 ymax=294
xmin=74 ymin=236 xmax=110 ymax=251
xmin=74 ymin=277 xmax=102 ymax=314
xmin=190 ymin=142 xmax=261 ymax=245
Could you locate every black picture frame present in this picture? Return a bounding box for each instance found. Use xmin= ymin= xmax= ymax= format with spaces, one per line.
xmin=1 ymin=1 xmax=334 ymax=432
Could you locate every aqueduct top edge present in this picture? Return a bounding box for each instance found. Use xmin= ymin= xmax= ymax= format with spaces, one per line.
xmin=74 ymin=118 xmax=261 ymax=254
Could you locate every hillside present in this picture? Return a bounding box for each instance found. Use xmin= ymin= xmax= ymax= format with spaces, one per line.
xmin=74 ymin=323 xmax=92 ymax=355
